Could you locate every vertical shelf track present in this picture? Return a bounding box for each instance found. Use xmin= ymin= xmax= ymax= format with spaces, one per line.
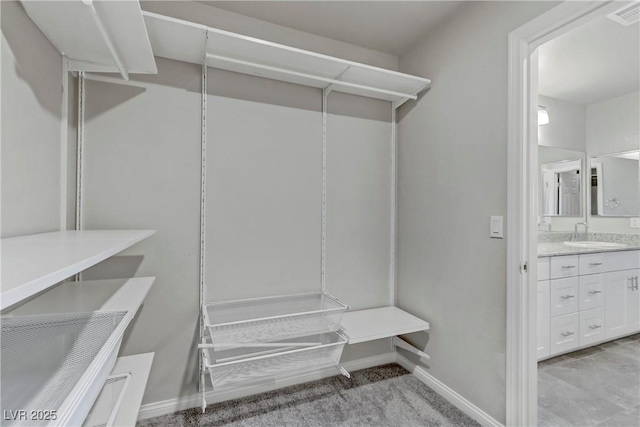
xmin=74 ymin=72 xmax=86 ymax=282
xmin=199 ymin=32 xmax=209 ymax=413
xmin=321 ymin=88 xmax=329 ymax=293
xmin=390 ymin=103 xmax=397 ymax=306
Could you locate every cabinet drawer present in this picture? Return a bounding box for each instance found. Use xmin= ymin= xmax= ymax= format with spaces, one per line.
xmin=538 ymin=258 xmax=550 ymax=281
xmin=550 ymin=312 xmax=579 ymax=355
xmin=550 ymin=255 xmax=579 ymax=279
xmin=579 ymin=274 xmax=605 ymax=310
xmin=579 ymin=253 xmax=608 ymax=275
xmin=550 ymin=277 xmax=580 ymax=317
xmin=579 ymin=308 xmax=605 ymax=346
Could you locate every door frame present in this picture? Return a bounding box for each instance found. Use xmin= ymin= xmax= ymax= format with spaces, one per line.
xmin=505 ymin=1 xmax=630 ymax=425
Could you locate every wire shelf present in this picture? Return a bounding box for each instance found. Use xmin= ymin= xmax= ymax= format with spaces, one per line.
xmin=203 ymin=332 xmax=346 ymax=388
xmin=82 ymin=374 xmax=130 ymax=427
xmin=204 ymin=293 xmax=348 ymax=350
xmin=1 ymin=311 xmax=127 ymax=427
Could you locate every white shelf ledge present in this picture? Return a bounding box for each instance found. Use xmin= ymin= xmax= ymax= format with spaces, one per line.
xmin=340 ymin=306 xmax=430 ymax=344
xmin=1 ymin=230 xmax=155 ymax=310
xmin=142 ymin=11 xmax=430 ymax=105
xmin=21 ymin=0 xmax=157 ymax=78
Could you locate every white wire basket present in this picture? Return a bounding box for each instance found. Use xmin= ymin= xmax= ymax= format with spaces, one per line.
xmin=203 ymin=332 xmax=347 ymax=388
xmin=82 ymin=374 xmax=130 ymax=427
xmin=204 ymin=293 xmax=348 ymax=350
xmin=1 ymin=311 xmax=127 ymax=427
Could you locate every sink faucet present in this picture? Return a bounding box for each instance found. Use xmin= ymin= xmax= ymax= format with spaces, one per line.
xmin=573 ymin=222 xmax=588 ymax=241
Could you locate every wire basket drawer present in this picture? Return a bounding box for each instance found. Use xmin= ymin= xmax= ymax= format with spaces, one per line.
xmin=1 ymin=311 xmax=127 ymax=427
xmin=203 ymin=332 xmax=346 ymax=388
xmin=205 ymin=293 xmax=348 ymax=350
xmin=82 ymin=374 xmax=130 ymax=427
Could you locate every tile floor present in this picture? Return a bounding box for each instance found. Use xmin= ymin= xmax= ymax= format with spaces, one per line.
xmin=538 ymin=333 xmax=640 ymax=427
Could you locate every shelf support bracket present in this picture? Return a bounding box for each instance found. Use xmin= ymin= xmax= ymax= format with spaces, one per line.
xmin=84 ymin=0 xmax=129 ymax=81
xmin=392 ymin=336 xmax=430 ymax=360
xmin=339 ymin=365 xmax=351 ymax=378
xmin=325 ymin=66 xmax=351 ymax=93
xmin=393 ymin=97 xmax=412 ymax=110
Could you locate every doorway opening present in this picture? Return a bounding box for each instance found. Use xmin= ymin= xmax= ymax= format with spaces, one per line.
xmin=506 ymin=1 xmax=640 ymax=425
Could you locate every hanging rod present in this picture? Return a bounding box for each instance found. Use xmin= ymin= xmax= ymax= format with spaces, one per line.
xmin=83 ymin=0 xmax=129 ymax=81
xmin=205 ymin=53 xmax=417 ymax=102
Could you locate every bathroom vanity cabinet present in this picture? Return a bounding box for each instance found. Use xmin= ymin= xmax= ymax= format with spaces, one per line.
xmin=537 ymin=250 xmax=640 ymax=360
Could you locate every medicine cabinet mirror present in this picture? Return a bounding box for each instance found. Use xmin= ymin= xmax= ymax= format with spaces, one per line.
xmin=539 ymin=146 xmax=584 ymax=217
xmin=589 ymin=150 xmax=640 ymax=217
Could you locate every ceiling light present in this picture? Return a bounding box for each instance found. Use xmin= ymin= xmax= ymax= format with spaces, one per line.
xmin=538 ymin=105 xmax=549 ymax=126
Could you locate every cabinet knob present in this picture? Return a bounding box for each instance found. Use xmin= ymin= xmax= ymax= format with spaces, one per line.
xmin=560 ymin=331 xmax=574 ymax=337
xmin=588 ymin=290 xmax=602 ymax=295
xmin=560 ymin=294 xmax=575 ymax=300
xmin=562 ymin=265 xmax=576 ymax=269
xmin=588 ymin=325 xmax=601 ymax=330
xmin=589 ymin=262 xmax=603 ymax=266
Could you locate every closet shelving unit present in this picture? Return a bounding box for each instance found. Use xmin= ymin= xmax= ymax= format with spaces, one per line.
xmin=142 ymin=11 xmax=432 ymax=412
xmin=4 ymin=1 xmax=159 ymax=424
xmin=1 ymin=253 xmax=155 ymax=426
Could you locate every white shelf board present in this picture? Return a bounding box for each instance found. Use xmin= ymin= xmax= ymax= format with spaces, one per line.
xmin=21 ymin=0 xmax=157 ymax=76
xmin=109 ymin=353 xmax=154 ymax=427
xmin=142 ymin=12 xmax=430 ymax=104
xmin=340 ymin=306 xmax=430 ymax=344
xmin=1 ymin=230 xmax=155 ymax=310
xmin=8 ymin=277 xmax=156 ymax=316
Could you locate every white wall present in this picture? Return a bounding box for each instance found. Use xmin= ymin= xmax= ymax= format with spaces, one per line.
xmin=587 ymin=91 xmax=640 ymax=234
xmin=206 ymin=72 xmax=322 ymax=302
xmin=1 ymin=0 xmax=62 ymax=237
xmin=397 ymin=1 xmax=557 ymax=423
xmin=538 ymin=95 xmax=585 ymax=152
xmin=81 ymin=59 xmax=203 ymax=406
xmin=586 ymin=91 xmax=639 ymax=156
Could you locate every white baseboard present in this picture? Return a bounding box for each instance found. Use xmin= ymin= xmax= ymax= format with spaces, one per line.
xmin=396 ymin=353 xmax=504 ymax=427
xmin=137 ymin=352 xmax=396 ymax=421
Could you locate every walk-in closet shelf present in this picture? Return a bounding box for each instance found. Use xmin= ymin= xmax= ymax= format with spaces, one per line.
xmin=142 ymin=12 xmax=431 ymax=106
xmin=341 ymin=306 xmax=431 ymax=344
xmin=20 ymin=0 xmax=157 ymax=79
xmin=0 ymin=230 xmax=155 ymax=310
xmin=203 ymin=293 xmax=349 ymax=349
xmin=2 ymin=277 xmax=154 ymax=426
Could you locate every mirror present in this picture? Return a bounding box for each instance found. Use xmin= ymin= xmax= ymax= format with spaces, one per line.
xmin=589 ymin=150 xmax=640 ymax=217
xmin=539 ymin=147 xmax=584 ymax=217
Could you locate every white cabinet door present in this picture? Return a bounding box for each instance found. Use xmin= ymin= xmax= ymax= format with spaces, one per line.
xmin=550 ymin=312 xmax=579 ymax=356
xmin=550 ymin=277 xmax=580 ymax=317
xmin=604 ymin=269 xmax=640 ymax=339
xmin=537 ymin=281 xmax=550 ymax=359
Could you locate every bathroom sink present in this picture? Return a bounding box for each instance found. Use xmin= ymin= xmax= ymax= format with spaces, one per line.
xmin=563 ymin=241 xmax=627 ymax=248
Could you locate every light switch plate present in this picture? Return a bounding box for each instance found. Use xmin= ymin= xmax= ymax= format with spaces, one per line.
xmin=631 ymin=218 xmax=640 ymax=229
xmin=490 ymin=215 xmax=504 ymax=239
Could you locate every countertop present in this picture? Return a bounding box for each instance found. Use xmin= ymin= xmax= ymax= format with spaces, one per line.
xmin=538 ymin=241 xmax=640 ymax=257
